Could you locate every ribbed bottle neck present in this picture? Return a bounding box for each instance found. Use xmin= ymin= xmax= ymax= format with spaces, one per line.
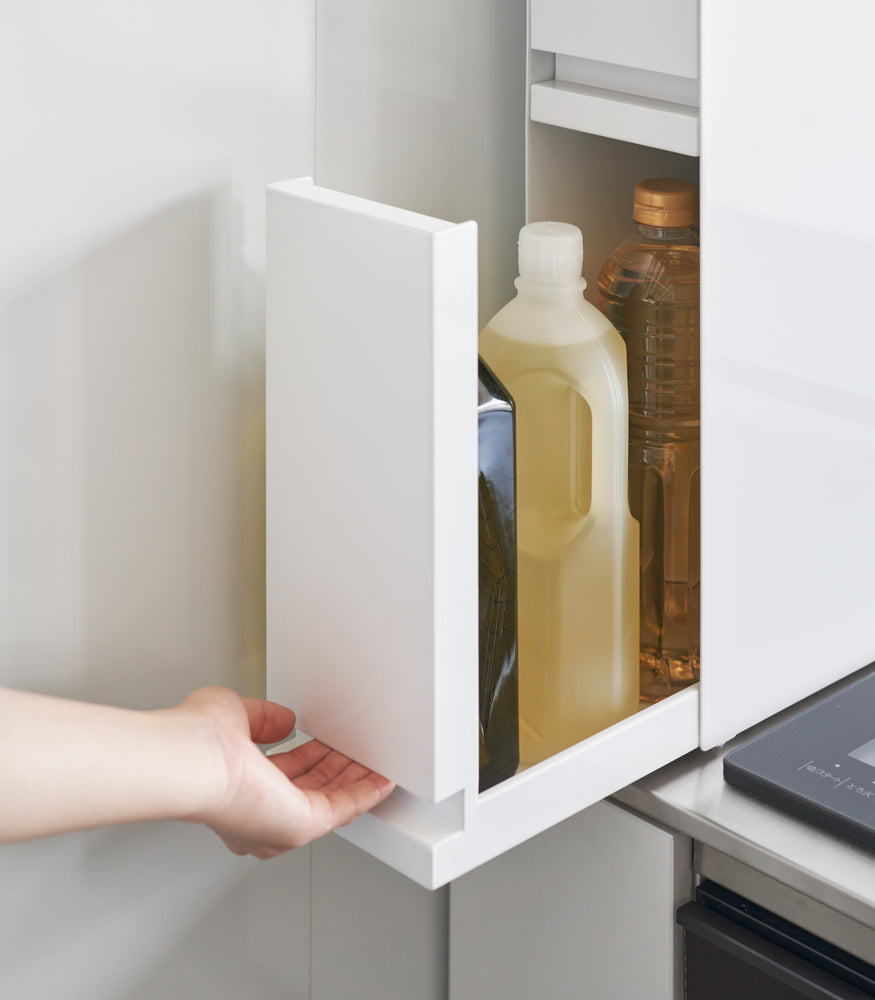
xmin=635 ymin=223 xmax=698 ymax=243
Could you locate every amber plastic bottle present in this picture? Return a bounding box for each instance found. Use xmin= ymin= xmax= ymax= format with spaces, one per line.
xmin=597 ymin=179 xmax=700 ymax=702
xmin=478 ymin=359 xmax=519 ymax=790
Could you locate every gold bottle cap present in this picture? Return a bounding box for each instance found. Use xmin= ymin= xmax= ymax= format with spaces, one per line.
xmin=633 ymin=178 xmax=699 ymax=227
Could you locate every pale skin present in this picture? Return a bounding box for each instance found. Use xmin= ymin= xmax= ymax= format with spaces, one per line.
xmin=0 ymin=685 xmax=395 ymax=857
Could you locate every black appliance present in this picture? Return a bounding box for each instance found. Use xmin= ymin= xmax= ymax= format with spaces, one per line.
xmin=679 ymin=881 xmax=875 ymax=999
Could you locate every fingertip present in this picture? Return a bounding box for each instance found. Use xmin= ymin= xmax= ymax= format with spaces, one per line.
xmin=242 ymin=697 xmax=297 ymax=744
xmin=373 ymin=776 xmax=395 ymax=802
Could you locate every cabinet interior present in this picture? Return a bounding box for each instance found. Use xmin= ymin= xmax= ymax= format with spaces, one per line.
xmin=526 ymin=123 xmax=700 ymax=303
xmin=475 ymin=97 xmax=702 ymax=789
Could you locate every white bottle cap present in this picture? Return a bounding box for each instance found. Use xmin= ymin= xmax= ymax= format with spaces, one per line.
xmin=518 ymin=222 xmax=583 ymax=282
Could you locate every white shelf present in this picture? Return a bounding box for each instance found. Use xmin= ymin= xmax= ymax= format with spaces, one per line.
xmin=530 ymin=79 xmax=700 ymax=157
xmin=337 ymin=687 xmax=700 ymax=889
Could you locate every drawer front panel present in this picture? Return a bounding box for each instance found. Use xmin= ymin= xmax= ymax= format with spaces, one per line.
xmin=531 ymin=0 xmax=698 ymax=80
xmin=266 ymin=178 xmax=479 ymax=803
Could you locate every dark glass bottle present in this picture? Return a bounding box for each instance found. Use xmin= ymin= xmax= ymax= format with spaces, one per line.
xmin=478 ymin=358 xmax=519 ymax=791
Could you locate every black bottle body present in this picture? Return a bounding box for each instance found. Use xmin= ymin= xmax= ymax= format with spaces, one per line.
xmin=478 ymin=358 xmax=519 ymax=791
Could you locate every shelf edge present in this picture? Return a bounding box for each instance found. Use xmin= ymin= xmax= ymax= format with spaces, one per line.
xmin=337 ymin=686 xmax=701 ymax=889
xmin=531 ymin=80 xmax=700 ymax=157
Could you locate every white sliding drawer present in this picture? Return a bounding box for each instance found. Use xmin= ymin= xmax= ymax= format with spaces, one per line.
xmin=266 ymin=176 xmax=700 ymax=888
xmin=531 ymin=0 xmax=698 ymax=80
xmin=529 ymin=0 xmax=699 ymax=155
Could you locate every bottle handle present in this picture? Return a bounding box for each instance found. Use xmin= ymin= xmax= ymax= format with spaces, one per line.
xmin=586 ymin=360 xmax=631 ymax=517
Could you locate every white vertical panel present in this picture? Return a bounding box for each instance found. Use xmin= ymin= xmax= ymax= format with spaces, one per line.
xmin=266 ymin=179 xmax=479 ymax=802
xmin=449 ymin=800 xmax=692 ymax=1000
xmin=0 ymin=2 xmax=314 ymax=996
xmin=311 ymin=835 xmax=449 ymax=1000
xmin=0 ymin=826 xmax=312 ymax=1000
xmin=1 ymin=0 xmax=313 ymax=704
xmin=700 ymin=1 xmax=875 ymax=747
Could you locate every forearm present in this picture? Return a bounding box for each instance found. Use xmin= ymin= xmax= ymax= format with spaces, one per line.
xmin=0 ymin=688 xmax=224 ymax=844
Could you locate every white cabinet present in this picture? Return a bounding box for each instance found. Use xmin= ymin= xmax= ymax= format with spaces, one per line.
xmin=697 ymin=0 xmax=875 ymax=749
xmin=310 ymin=835 xmax=449 ymax=1000
xmin=267 ymin=1 xmax=875 ymax=889
xmin=307 ymin=800 xmax=690 ymax=1000
xmin=449 ymin=800 xmax=692 ymax=1000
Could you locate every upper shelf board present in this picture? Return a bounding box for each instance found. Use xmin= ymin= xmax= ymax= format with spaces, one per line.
xmin=530 ymin=80 xmax=700 ymax=157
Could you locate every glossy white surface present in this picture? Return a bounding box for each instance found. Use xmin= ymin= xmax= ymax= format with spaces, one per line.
xmin=531 ymin=0 xmax=698 ymax=79
xmin=265 ymin=179 xmax=479 ymax=803
xmin=699 ymin=1 xmax=875 ymax=747
xmin=1 ymin=1 xmax=314 ymax=996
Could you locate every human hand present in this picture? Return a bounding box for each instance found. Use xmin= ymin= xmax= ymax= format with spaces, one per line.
xmin=178 ymin=687 xmax=395 ymax=859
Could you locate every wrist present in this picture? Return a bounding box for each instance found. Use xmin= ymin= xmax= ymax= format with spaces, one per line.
xmin=151 ymin=702 xmax=230 ymax=825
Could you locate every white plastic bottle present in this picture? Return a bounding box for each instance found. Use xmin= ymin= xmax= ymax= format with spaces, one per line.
xmin=479 ymin=222 xmax=639 ymax=765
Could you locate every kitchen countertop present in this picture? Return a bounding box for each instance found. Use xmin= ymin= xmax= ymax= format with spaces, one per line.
xmin=614 ymin=663 xmax=875 ymax=936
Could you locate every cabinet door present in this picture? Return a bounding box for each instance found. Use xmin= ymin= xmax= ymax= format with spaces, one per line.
xmin=699 ymin=2 xmax=875 ymax=748
xmin=266 ymin=178 xmax=700 ymax=888
xmin=311 ymin=835 xmax=449 ymax=1000
xmin=266 ymin=178 xmax=479 ymax=805
xmin=449 ymin=801 xmax=692 ymax=1000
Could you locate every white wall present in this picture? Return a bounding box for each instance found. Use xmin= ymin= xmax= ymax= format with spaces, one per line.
xmin=0 ymin=1 xmax=529 ymax=994
xmin=0 ymin=2 xmax=315 ymax=996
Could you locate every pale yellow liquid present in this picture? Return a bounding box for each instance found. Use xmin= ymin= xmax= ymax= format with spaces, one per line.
xmin=480 ymin=285 xmax=639 ymax=765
